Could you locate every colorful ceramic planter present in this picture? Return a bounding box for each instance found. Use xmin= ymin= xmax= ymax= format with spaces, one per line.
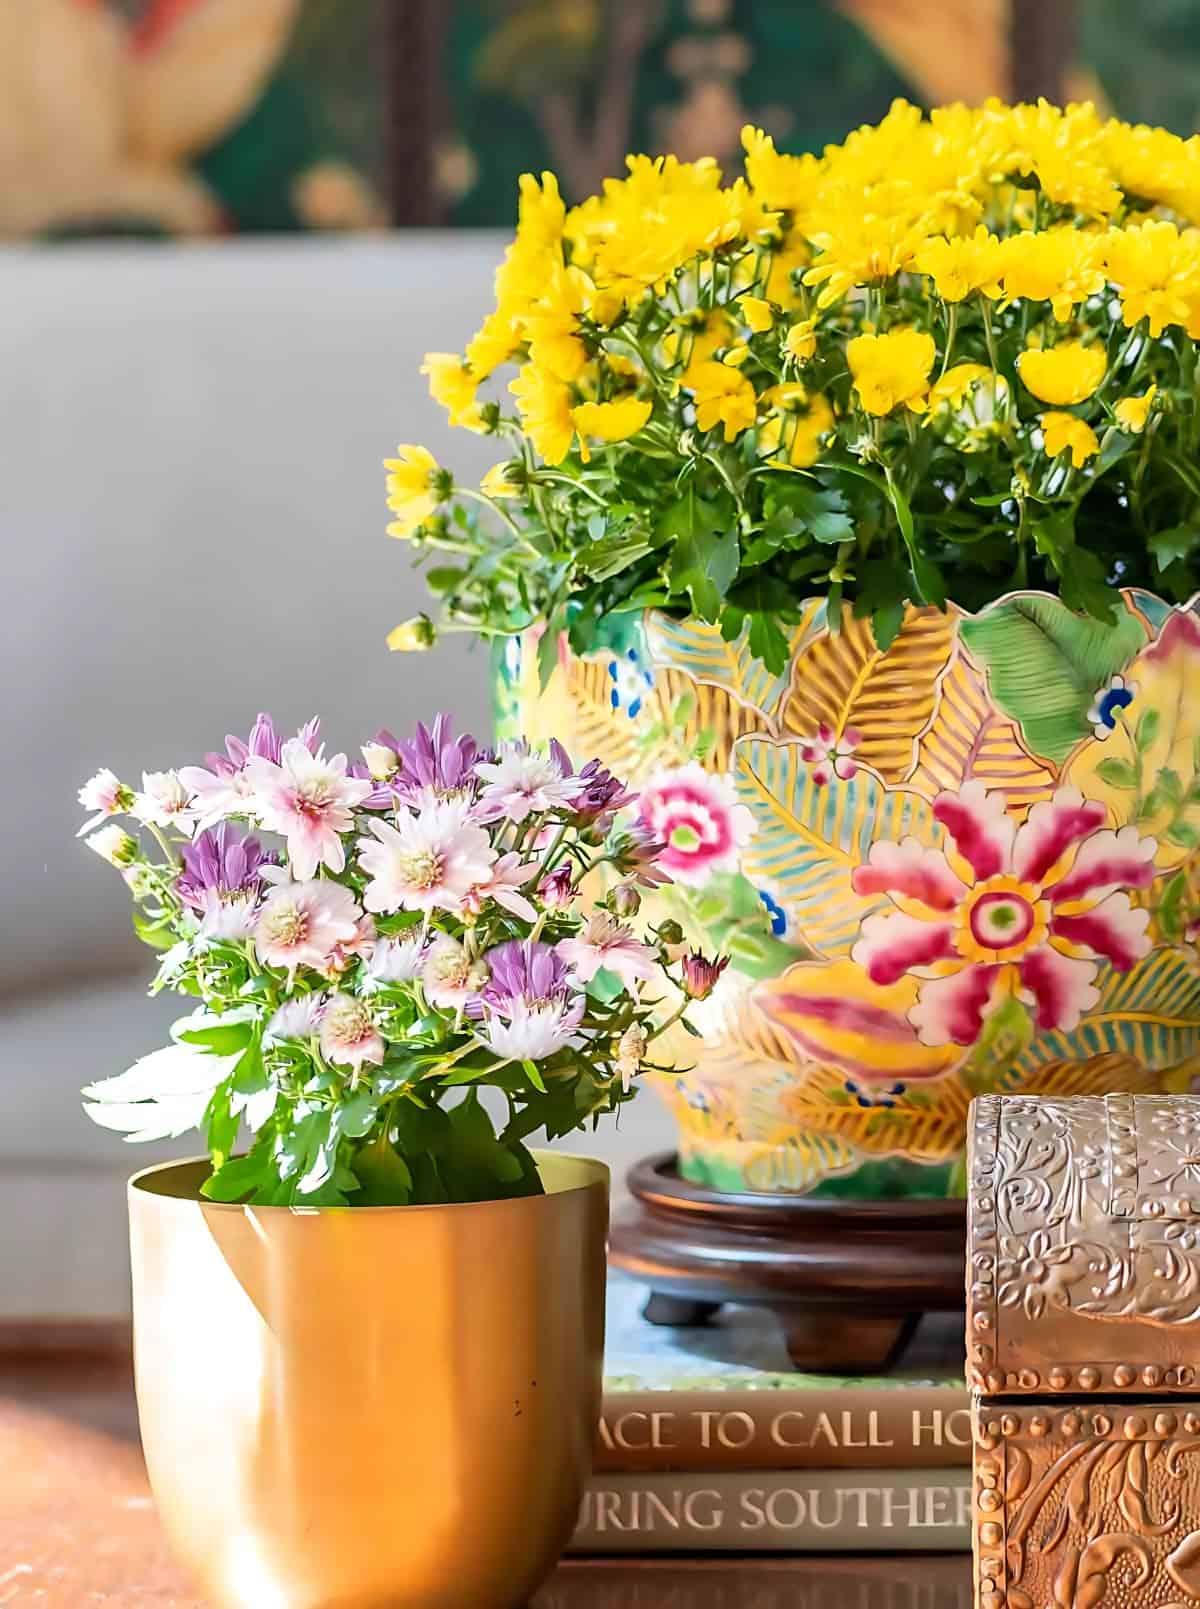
xmin=495 ymin=592 xmax=1200 ymax=1198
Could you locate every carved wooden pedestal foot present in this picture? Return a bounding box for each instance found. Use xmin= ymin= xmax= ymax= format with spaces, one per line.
xmin=610 ymin=1154 xmax=966 ymax=1374
xmin=642 ymin=1293 xmax=723 ymax=1328
xmin=780 ymin=1311 xmax=920 ymax=1373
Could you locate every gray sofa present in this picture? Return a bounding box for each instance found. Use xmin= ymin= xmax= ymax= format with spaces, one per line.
xmin=0 ymin=236 xmax=673 ymax=1319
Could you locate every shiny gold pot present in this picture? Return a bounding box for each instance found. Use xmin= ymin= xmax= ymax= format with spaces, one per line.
xmin=128 ymin=1152 xmax=609 ymax=1609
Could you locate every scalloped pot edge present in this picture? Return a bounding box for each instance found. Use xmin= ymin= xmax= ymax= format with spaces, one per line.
xmin=492 ymin=590 xmax=1200 ymax=1197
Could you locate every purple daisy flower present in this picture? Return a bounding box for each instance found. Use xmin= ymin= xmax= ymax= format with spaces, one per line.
xmin=473 ymin=939 xmax=584 ymax=1061
xmin=572 ymin=758 xmax=636 ymax=828
xmin=176 ymin=824 xmax=270 ymax=911
xmin=393 ymin=715 xmax=480 ymax=805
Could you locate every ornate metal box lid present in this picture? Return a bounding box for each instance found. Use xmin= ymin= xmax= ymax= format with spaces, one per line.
xmin=967 ymin=1094 xmax=1200 ymax=1397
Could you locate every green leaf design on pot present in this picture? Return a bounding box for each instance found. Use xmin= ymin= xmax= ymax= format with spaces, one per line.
xmin=645 ymin=607 xmax=823 ymax=725
xmin=961 ymin=593 xmax=1148 ymax=765
xmin=1015 ymin=946 xmax=1200 ymax=1078
xmin=732 ymin=737 xmax=937 ymax=957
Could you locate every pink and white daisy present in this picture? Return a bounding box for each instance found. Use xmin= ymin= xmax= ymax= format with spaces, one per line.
xmin=320 ymin=915 xmax=377 ymax=980
xmin=196 ymin=891 xmax=259 ymax=941
xmin=86 ymin=824 xmax=138 ymax=866
xmin=362 ymin=932 xmax=427 ymax=991
xmin=636 ymin=762 xmax=755 ymax=886
xmin=357 ymin=798 xmax=496 ymax=916
xmin=77 ymin=768 xmax=134 ymax=834
xmin=319 ymin=993 xmax=385 ymax=1070
xmin=476 ymin=998 xmax=584 ymax=1061
xmin=178 ymin=715 xmax=321 ymax=830
xmin=245 ymin=739 xmax=372 ymax=880
xmin=422 ymin=935 xmax=489 ymax=1010
xmin=265 ymin=994 xmax=326 ymax=1043
xmin=850 ymin=782 xmax=1156 ymax=1047
xmin=558 ymin=912 xmax=659 ymax=990
xmin=464 ymin=852 xmax=541 ymax=921
xmin=472 ymin=939 xmax=585 ymax=1060
xmin=132 ymin=770 xmax=197 ymax=833
xmin=252 ymin=879 xmax=363 ymax=978
xmin=474 ymin=741 xmax=584 ymax=823
xmin=800 ymin=723 xmax=862 ymax=786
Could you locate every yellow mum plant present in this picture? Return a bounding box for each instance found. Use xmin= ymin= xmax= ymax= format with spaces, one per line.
xmin=390 ymin=99 xmax=1200 ymax=667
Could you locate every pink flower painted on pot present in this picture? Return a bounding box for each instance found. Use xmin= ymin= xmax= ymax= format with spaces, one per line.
xmin=637 ymin=762 xmax=755 ymax=887
xmin=850 ymin=781 xmax=1156 ymax=1047
xmin=800 ymin=723 xmax=862 ymax=786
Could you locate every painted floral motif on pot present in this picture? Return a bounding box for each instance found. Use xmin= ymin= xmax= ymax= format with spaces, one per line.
xmin=493 ymin=592 xmax=1200 ymax=1196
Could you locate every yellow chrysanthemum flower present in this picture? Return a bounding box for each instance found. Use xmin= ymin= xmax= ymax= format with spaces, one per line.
xmin=758 ymin=387 xmax=834 ymax=468
xmin=1016 ymin=341 xmax=1107 ymax=405
xmin=1102 ymin=220 xmax=1200 ymax=337
xmin=784 ymin=318 xmax=818 ymax=363
xmin=741 ymin=126 xmax=821 ymax=215
xmin=738 ymin=295 xmax=775 ymax=333
xmin=1041 ymin=412 xmax=1100 ymax=468
xmin=763 ymin=236 xmax=812 ymax=307
xmin=682 ymin=359 xmax=758 ymax=441
xmin=509 ymin=364 xmax=575 ymax=466
xmin=913 ymin=227 xmax=1003 ymax=302
xmin=570 ymin=397 xmax=654 ymax=461
xmin=1114 ymin=384 xmax=1158 ymax=434
xmin=988 ymin=98 xmax=1121 ymax=219
xmin=995 ymin=230 xmax=1106 ymax=322
xmin=803 ymin=213 xmax=928 ymax=308
xmin=929 ymin=363 xmax=994 ymax=411
xmin=421 ymin=353 xmax=485 ymax=431
xmin=525 ymin=264 xmax=594 ymax=382
xmin=662 ymin=308 xmax=735 ymax=369
xmin=384 ymin=445 xmax=442 ymax=538
xmin=481 ymin=461 xmax=520 ymax=499
xmin=847 ymin=328 xmax=936 ymax=415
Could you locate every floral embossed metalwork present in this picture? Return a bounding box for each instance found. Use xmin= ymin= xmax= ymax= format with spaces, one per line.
xmin=972 ymin=1406 xmax=1200 ymax=1609
xmin=967 ymin=1096 xmax=1200 ymax=1397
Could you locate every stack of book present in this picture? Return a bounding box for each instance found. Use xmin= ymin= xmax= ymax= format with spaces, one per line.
xmin=568 ymin=1278 xmax=971 ymax=1554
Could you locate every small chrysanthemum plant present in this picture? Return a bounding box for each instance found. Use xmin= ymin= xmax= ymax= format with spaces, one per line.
xmin=77 ymin=715 xmax=710 ymax=1206
xmin=387 ymin=100 xmax=1200 ymax=662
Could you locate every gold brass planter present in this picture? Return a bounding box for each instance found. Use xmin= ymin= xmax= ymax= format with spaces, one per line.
xmin=128 ymin=1152 xmax=609 ymax=1609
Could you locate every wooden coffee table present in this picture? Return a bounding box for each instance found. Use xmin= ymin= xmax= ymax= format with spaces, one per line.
xmin=1 ymin=1348 xmax=971 ymax=1607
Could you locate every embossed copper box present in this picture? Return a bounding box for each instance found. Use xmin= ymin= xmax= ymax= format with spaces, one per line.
xmin=967 ymin=1094 xmax=1200 ymax=1609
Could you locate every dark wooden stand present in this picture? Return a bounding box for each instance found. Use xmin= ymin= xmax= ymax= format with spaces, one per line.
xmin=609 ymin=1153 xmax=966 ymax=1372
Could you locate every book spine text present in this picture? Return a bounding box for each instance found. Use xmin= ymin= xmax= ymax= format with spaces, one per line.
xmin=569 ymin=1468 xmax=972 ymax=1554
xmin=596 ymin=1387 xmax=971 ymax=1471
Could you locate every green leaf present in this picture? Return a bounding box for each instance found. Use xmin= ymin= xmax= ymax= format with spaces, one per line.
xmin=1167 ymin=820 xmax=1200 ymax=849
xmin=335 ymin=1091 xmax=379 ymax=1140
xmin=576 ymin=528 xmax=657 ymax=583
xmin=425 ymin=566 xmax=467 ymax=595
xmin=747 ymin=610 xmax=791 ymax=674
xmin=201 ymin=1147 xmax=272 ymax=1204
xmin=787 ymin=481 xmax=854 ymax=546
xmin=1096 ymin=757 xmax=1139 ymax=789
xmin=871 ymin=599 xmax=905 ymax=651
xmin=1149 ymin=524 xmax=1200 ymax=572
xmin=1158 ymin=871 xmax=1188 ymax=942
xmin=179 ymin=1021 xmax=255 ymax=1055
xmin=1135 ymin=709 xmax=1161 ymax=753
xmin=960 ymin=594 xmax=1147 ymax=766
xmin=537 ymin=612 xmax=561 ymax=692
xmin=662 ymin=490 xmax=739 ymax=621
xmin=349 ymin=1132 xmax=413 ymax=1205
xmin=132 ymin=908 xmax=177 ymax=952
xmin=202 ymin=1080 xmax=240 ymax=1168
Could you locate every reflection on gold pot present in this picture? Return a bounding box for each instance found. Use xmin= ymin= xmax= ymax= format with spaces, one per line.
xmin=129 ymin=1152 xmax=608 ymax=1609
